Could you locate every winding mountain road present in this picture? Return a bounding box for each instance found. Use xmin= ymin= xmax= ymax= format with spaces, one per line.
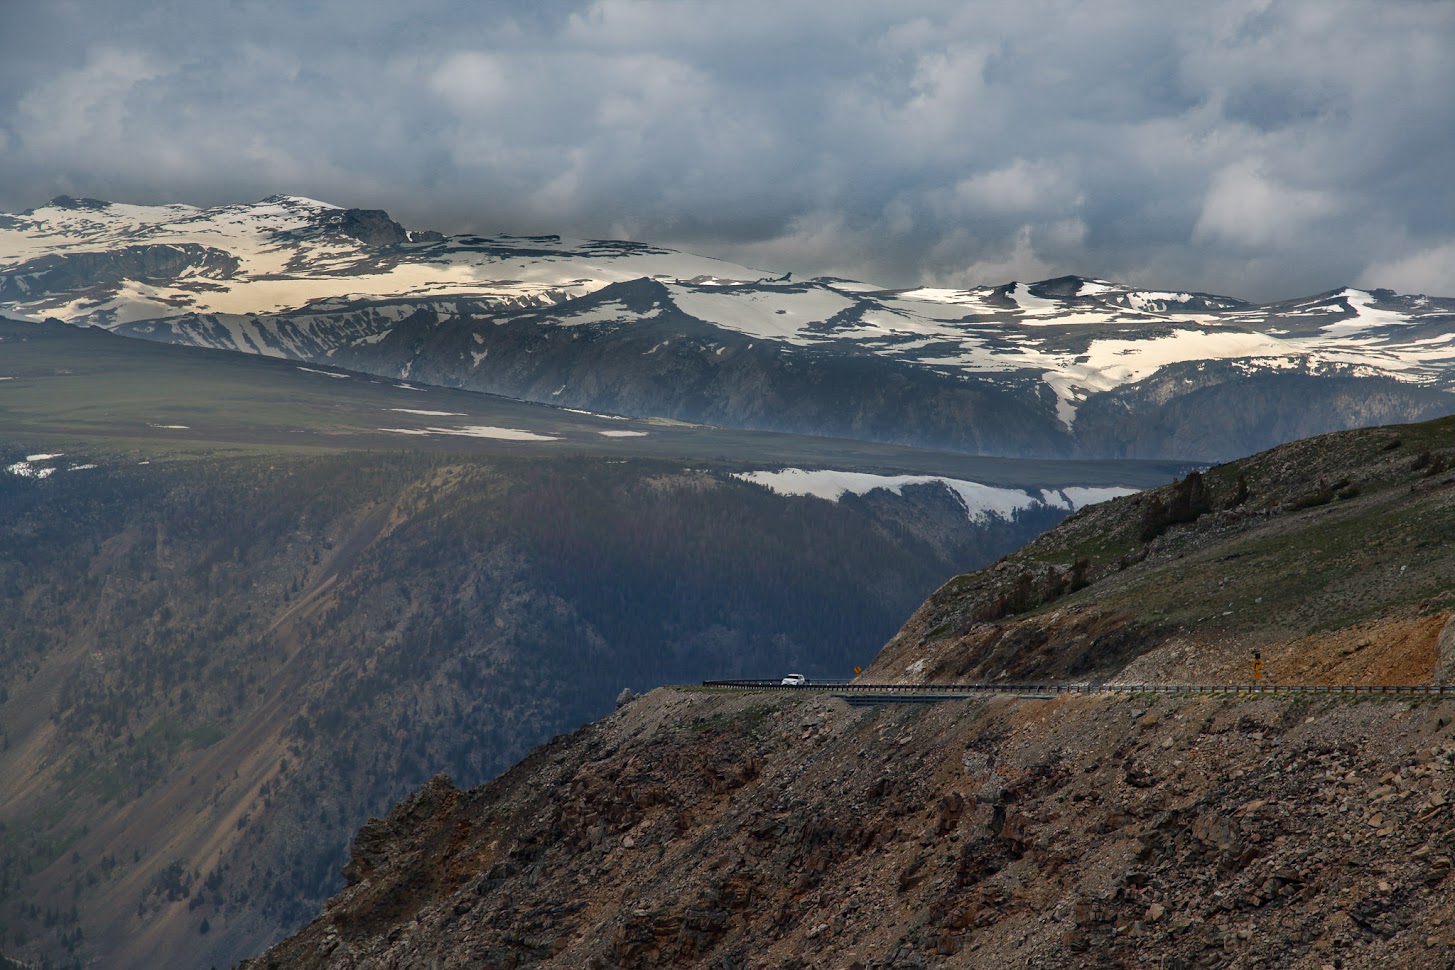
xmin=703 ymin=679 xmax=1454 ymax=697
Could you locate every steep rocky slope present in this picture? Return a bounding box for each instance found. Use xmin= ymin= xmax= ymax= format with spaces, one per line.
xmin=245 ymin=415 xmax=1455 ymax=968
xmin=243 ymin=684 xmax=1455 ymax=969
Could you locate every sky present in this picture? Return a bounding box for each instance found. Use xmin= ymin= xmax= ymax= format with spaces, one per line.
xmin=1 ymin=0 xmax=1453 ymax=302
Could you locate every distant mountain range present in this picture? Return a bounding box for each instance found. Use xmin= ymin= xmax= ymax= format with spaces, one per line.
xmin=4 ymin=194 xmax=1455 ymax=459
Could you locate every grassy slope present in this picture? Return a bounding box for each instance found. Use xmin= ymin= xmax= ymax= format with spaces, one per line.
xmin=872 ymin=417 xmax=1455 ymax=685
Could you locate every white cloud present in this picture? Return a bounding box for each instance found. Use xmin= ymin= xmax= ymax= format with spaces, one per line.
xmin=1358 ymin=240 xmax=1455 ymax=296
xmin=0 ymin=0 xmax=1452 ymax=301
xmin=953 ymin=159 xmax=1081 ymax=216
xmin=935 ymin=226 xmax=1058 ymax=288
xmin=428 ymin=52 xmax=511 ymax=115
xmin=1193 ymin=159 xmax=1339 ymax=249
xmin=711 ymin=210 xmax=884 ymax=285
xmin=16 ymin=48 xmax=165 ymax=156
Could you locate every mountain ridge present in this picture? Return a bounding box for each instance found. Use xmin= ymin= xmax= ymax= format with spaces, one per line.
xmin=4 ymin=196 xmax=1454 ymax=461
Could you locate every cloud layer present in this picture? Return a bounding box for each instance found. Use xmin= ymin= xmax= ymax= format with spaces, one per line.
xmin=2 ymin=0 xmax=1453 ymax=300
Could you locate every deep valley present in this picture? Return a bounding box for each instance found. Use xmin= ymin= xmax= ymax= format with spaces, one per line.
xmin=0 ymin=317 xmax=1170 ymax=968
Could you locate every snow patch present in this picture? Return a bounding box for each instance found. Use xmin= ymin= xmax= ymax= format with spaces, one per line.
xmin=1004 ymin=282 xmax=1062 ymax=316
xmin=7 ymin=459 xmax=58 ymax=478
xmin=560 ymin=408 xmax=627 ymax=420
xmin=1121 ymin=291 xmax=1194 ymax=311
xmin=894 ymin=287 xmax=996 ymax=309
xmin=1044 ymin=329 xmax=1294 ymax=426
xmin=386 ymin=408 xmax=465 ymax=416
xmin=1038 ymin=486 xmax=1140 ymax=509
xmin=550 ymin=299 xmax=639 ymax=326
xmin=380 ymin=425 xmax=560 ymax=441
xmin=819 ymin=278 xmax=886 ymax=294
xmin=1320 ymin=289 xmax=1412 ymax=335
xmin=597 ymin=430 xmax=649 ymax=437
xmin=667 ymin=283 xmax=855 ymax=341
xmin=732 ymin=468 xmax=1050 ymax=523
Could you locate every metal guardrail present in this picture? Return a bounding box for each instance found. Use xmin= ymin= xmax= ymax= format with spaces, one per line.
xmin=701 ymin=679 xmax=1455 ymax=696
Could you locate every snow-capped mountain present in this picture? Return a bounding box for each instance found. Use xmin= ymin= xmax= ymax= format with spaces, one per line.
xmin=0 ymin=194 xmax=772 ymax=321
xmin=3 ymin=195 xmax=1453 ymax=459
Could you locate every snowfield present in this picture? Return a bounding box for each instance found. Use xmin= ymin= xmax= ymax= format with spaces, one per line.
xmin=5 ymin=453 xmax=73 ymax=479
xmin=379 ymin=425 xmax=561 ymax=441
xmin=0 ymin=196 xmax=775 ymax=325
xmin=732 ymin=468 xmax=1139 ymax=523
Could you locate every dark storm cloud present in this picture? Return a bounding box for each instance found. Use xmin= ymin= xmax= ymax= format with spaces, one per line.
xmin=2 ymin=0 xmax=1453 ymax=300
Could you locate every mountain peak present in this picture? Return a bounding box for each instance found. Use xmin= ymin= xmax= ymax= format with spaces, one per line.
xmin=48 ymin=195 xmax=111 ymax=211
xmin=322 ymin=207 xmax=412 ymax=247
xmin=256 ymin=194 xmax=339 ymax=210
xmin=1026 ymin=274 xmax=1104 ymax=298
